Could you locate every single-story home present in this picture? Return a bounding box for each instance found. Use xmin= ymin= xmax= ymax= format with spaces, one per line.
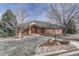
xmin=16 ymin=20 xmax=63 ymax=36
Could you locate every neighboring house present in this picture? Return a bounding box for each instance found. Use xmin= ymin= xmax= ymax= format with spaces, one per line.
xmin=16 ymin=20 xmax=63 ymax=36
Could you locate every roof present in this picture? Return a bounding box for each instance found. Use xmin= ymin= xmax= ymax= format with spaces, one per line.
xmin=18 ymin=20 xmax=62 ymax=29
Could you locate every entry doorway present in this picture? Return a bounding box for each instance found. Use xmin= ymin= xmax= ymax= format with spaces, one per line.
xmin=31 ymin=25 xmax=38 ymax=34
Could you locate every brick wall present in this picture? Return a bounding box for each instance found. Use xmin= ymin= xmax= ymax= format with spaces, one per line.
xmin=45 ymin=28 xmax=63 ymax=35
xmin=16 ymin=27 xmax=63 ymax=36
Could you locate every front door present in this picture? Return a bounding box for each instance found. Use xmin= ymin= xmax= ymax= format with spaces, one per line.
xmin=31 ymin=26 xmax=38 ymax=34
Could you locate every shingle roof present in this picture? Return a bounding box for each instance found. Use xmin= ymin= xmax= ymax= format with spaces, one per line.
xmin=18 ymin=20 xmax=62 ymax=29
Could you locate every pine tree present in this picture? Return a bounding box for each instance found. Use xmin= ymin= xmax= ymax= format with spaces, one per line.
xmin=0 ymin=9 xmax=17 ymax=36
xmin=66 ymin=20 xmax=77 ymax=34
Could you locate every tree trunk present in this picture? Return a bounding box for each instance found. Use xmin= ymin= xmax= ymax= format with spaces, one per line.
xmin=18 ymin=30 xmax=22 ymax=38
xmin=18 ymin=26 xmax=23 ymax=38
xmin=63 ymin=28 xmax=67 ymax=36
xmin=54 ymin=29 xmax=57 ymax=42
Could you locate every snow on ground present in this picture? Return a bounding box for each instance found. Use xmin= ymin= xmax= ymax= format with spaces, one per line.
xmin=56 ymin=34 xmax=79 ymax=40
xmin=56 ymin=34 xmax=79 ymax=48
xmin=35 ymin=40 xmax=78 ymax=55
xmin=0 ymin=34 xmax=79 ymax=56
xmin=70 ymin=41 xmax=79 ymax=48
xmin=0 ymin=35 xmax=52 ymax=56
xmin=35 ymin=34 xmax=79 ymax=56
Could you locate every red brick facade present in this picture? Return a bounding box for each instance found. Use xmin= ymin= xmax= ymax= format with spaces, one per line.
xmin=16 ymin=24 xmax=63 ymax=36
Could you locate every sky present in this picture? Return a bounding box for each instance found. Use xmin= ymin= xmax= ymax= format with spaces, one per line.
xmin=0 ymin=3 xmax=49 ymax=22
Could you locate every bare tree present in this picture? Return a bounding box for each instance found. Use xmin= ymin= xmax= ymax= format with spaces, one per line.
xmin=48 ymin=3 xmax=79 ymax=35
xmin=15 ymin=7 xmax=28 ymax=38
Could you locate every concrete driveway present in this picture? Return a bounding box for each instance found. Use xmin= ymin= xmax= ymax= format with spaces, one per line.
xmin=0 ymin=35 xmax=49 ymax=56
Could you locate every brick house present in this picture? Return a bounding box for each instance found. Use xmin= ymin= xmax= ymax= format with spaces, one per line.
xmin=16 ymin=20 xmax=63 ymax=36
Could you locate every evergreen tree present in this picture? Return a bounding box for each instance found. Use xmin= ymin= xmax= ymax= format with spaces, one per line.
xmin=66 ymin=20 xmax=77 ymax=34
xmin=0 ymin=9 xmax=17 ymax=36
